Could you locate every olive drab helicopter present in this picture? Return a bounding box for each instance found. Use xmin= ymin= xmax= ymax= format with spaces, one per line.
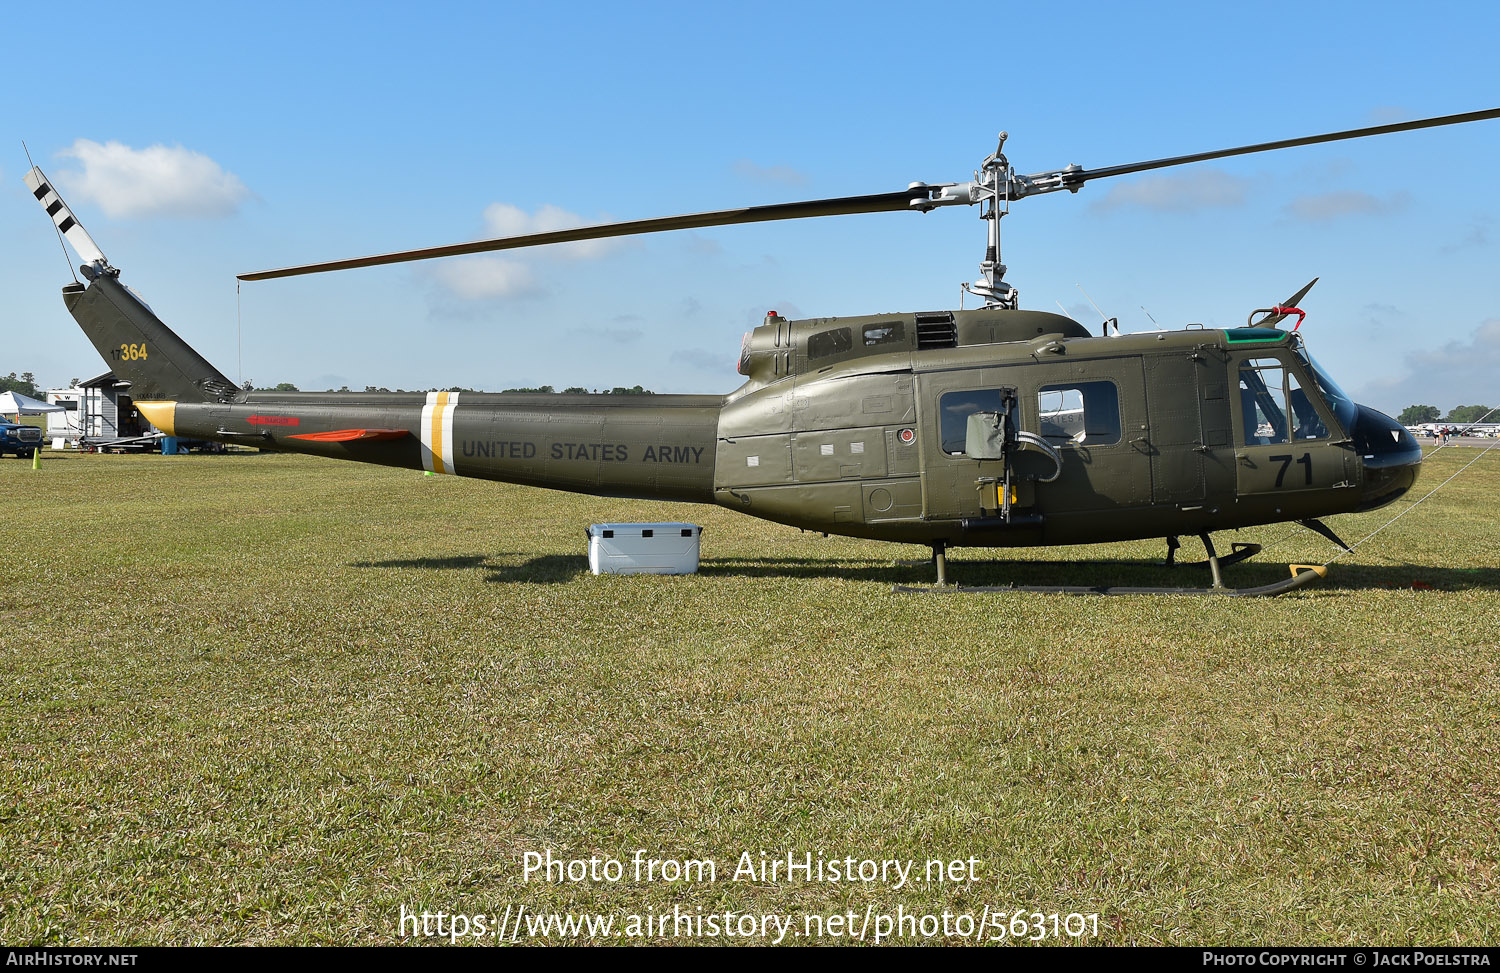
xmin=27 ymin=108 xmax=1500 ymax=594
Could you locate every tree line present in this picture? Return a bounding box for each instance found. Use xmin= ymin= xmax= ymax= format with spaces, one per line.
xmin=1398 ymin=404 xmax=1494 ymax=425
xmin=1 ymin=372 xmax=42 ymax=397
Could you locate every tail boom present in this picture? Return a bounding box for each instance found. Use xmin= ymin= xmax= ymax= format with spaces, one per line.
xmin=164 ymin=392 xmax=723 ymax=503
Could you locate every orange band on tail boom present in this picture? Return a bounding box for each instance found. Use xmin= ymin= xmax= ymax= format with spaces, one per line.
xmin=287 ymin=428 xmax=411 ymax=442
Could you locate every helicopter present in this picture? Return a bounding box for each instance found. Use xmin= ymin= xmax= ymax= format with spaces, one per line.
xmin=26 ymin=108 xmax=1500 ymax=594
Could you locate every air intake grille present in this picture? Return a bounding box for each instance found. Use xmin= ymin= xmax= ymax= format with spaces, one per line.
xmin=201 ymin=378 xmax=241 ymax=402
xmin=915 ymin=311 xmax=957 ymax=350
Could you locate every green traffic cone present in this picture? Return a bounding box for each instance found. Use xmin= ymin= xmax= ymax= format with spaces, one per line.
xmin=31 ymin=448 xmax=41 ymax=470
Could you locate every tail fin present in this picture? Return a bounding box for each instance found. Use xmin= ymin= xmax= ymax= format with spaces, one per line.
xmin=26 ymin=165 xmax=237 ymax=403
xmin=62 ymin=276 xmax=238 ymax=402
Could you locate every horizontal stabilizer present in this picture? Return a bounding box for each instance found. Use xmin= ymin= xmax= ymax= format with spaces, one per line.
xmin=286 ymin=428 xmax=410 ymax=442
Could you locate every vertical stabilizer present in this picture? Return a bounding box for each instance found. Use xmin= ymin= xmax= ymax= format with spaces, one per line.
xmin=28 ymin=165 xmax=238 ymax=403
xmin=62 ymin=276 xmax=238 ymax=402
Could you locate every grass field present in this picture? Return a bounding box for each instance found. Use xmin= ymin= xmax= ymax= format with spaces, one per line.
xmin=2 ymin=446 xmax=1497 ymax=945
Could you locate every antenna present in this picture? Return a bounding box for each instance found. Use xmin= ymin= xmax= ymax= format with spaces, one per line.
xmin=1075 ymin=285 xmax=1120 ymax=335
xmin=1140 ymin=305 xmax=1159 ymax=326
xmin=1076 ymin=284 xmax=1109 ymax=321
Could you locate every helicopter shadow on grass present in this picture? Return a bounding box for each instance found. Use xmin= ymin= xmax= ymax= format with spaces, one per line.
xmin=694 ymin=555 xmax=1500 ymax=593
xmin=696 ymin=557 xmax=916 ymax=583
xmin=1312 ymin=563 xmax=1500 ymax=594
xmin=685 ymin=553 xmax=1293 ymax=588
xmin=347 ymin=552 xmax=1499 ymax=592
xmin=887 ymin=557 xmax=1500 ymax=594
xmin=347 ymin=552 xmax=912 ymax=584
xmin=349 ymin=553 xmax=588 ymax=584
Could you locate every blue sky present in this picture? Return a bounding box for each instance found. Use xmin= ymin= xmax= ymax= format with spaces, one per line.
xmin=2 ymin=0 xmax=1497 ymax=414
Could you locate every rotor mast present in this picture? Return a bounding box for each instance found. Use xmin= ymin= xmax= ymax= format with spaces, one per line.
xmin=912 ymin=134 xmax=1087 ymax=310
xmin=970 ymin=134 xmax=1018 ymax=309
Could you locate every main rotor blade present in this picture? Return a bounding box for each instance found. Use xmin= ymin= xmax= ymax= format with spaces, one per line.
xmin=241 ymin=107 xmax=1500 ymax=282
xmin=238 ymin=189 xmax=926 ymax=281
xmin=1061 ymin=107 xmax=1500 ymax=188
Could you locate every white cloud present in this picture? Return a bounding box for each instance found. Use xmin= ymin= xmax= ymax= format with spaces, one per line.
xmin=1091 ymin=169 xmax=1251 ymax=212
xmin=481 ymin=202 xmax=624 ymax=260
xmin=55 ymin=139 xmax=250 ymax=218
xmin=426 ymin=202 xmax=630 ymax=300
xmin=1282 ymin=190 xmax=1408 ymax=222
xmin=1355 ymin=318 xmax=1500 ymax=413
xmin=427 ymin=256 xmax=540 ymax=299
xmin=1440 ymin=218 xmax=1491 ymax=255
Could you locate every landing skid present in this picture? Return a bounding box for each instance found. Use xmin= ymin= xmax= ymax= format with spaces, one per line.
xmin=896 ymin=532 xmax=1327 ymax=596
xmin=895 ymin=564 xmax=1327 ymax=598
xmin=1165 ymin=537 xmax=1262 ymax=571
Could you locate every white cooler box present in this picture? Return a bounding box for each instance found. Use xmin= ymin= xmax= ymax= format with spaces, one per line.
xmin=587 ymin=523 xmax=702 ymax=575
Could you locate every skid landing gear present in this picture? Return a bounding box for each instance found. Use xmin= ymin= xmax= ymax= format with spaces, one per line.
xmin=1165 ymin=534 xmax=1262 ymax=577
xmin=895 ymin=531 xmax=1324 ymax=597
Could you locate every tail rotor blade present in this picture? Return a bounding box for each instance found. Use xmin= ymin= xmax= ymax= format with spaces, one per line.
xmin=25 ymin=167 xmax=108 ymax=271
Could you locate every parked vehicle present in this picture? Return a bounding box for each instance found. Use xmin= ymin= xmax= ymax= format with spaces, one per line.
xmin=0 ymin=417 xmax=43 ymax=458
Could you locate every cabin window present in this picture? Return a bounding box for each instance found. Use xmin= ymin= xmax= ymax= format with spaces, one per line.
xmin=807 ymin=327 xmax=852 ymax=360
xmin=939 ymin=388 xmax=1014 ymax=454
xmin=862 ymin=321 xmax=905 ymax=347
xmin=1037 ymin=382 xmax=1120 ymax=446
xmin=1238 ymin=358 xmax=1329 ymax=444
xmin=1238 ymin=358 xmax=1291 ymax=445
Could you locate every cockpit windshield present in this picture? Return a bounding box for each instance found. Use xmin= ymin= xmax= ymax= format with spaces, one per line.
xmin=1296 ymin=345 xmax=1358 ymax=433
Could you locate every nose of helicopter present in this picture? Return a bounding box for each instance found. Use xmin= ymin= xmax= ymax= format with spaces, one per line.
xmin=1351 ymin=404 xmax=1423 ymax=512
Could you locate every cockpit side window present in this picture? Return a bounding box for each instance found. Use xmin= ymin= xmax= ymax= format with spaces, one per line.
xmin=1287 ymin=372 xmax=1328 ymax=440
xmin=1238 ymin=357 xmax=1332 ymax=445
xmin=1297 ymin=347 xmax=1358 ymax=434
xmin=1238 ymin=358 xmax=1290 ymax=445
